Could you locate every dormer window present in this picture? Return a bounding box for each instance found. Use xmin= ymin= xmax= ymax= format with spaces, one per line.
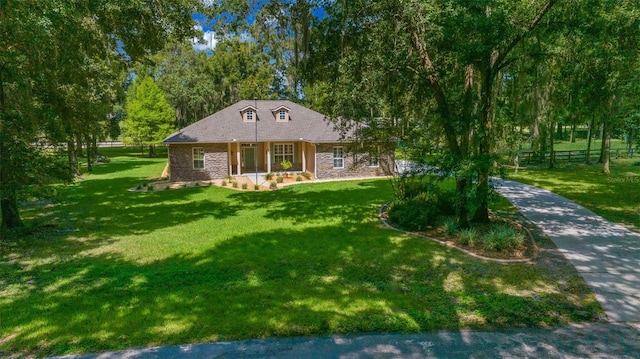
xmin=272 ymin=105 xmax=290 ymax=122
xmin=241 ymin=105 xmax=258 ymax=122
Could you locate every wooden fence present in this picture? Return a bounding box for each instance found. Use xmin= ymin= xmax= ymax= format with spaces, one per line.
xmin=519 ymin=148 xmax=634 ymax=165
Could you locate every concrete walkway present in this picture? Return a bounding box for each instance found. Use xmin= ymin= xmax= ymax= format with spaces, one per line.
xmin=58 ymin=323 xmax=640 ymax=358
xmin=493 ymin=179 xmax=640 ymax=322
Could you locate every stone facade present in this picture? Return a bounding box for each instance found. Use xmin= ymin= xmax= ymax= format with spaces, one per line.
xmin=315 ymin=143 xmax=390 ymax=180
xmin=169 ymin=144 xmax=228 ymax=181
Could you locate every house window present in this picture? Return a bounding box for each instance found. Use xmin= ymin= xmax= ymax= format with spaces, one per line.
xmin=278 ymin=109 xmax=287 ymax=122
xmin=245 ymin=109 xmax=254 ymax=122
xmin=274 ymin=143 xmax=294 ymax=164
xmin=333 ymin=146 xmax=344 ymax=168
xmin=193 ymin=147 xmax=205 ymax=170
xmin=369 ymin=146 xmax=379 ymax=167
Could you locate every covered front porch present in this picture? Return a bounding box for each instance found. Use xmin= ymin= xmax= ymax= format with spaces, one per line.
xmin=227 ymin=141 xmax=316 ymax=176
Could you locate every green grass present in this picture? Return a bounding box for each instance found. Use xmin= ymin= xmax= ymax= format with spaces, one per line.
xmin=510 ymin=158 xmax=640 ymax=230
xmin=0 ymin=148 xmax=601 ymax=357
xmin=552 ymin=138 xmax=627 ymax=152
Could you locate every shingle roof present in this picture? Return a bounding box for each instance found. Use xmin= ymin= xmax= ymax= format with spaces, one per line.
xmin=163 ymin=100 xmax=343 ymax=144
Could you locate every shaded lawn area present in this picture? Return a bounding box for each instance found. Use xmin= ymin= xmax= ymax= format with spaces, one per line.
xmin=1 ymin=148 xmax=600 ymax=357
xmin=511 ymin=158 xmax=640 ymax=230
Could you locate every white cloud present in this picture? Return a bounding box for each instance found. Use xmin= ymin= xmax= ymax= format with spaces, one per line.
xmin=191 ymin=25 xmax=217 ymax=52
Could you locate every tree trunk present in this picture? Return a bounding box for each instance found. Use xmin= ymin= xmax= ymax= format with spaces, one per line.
xmin=0 ymin=69 xmax=23 ymax=229
xmin=602 ymin=117 xmax=611 ymax=174
xmin=75 ymin=133 xmax=83 ymax=158
xmin=86 ymin=135 xmax=93 ymax=172
xmin=149 ymin=144 xmax=156 ymax=157
xmin=67 ymin=140 xmax=80 ymax=176
xmin=548 ymin=121 xmax=555 ymax=169
xmin=586 ymin=117 xmax=594 ymax=164
xmin=598 ymin=121 xmax=606 ymax=164
xmin=471 ymin=67 xmax=493 ymax=224
xmin=570 ymin=124 xmax=576 ymax=142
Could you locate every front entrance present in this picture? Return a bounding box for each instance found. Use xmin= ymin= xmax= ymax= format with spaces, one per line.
xmin=241 ymin=147 xmax=256 ymax=171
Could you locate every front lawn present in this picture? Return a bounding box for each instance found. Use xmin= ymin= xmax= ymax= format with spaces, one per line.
xmin=0 ymin=148 xmax=601 ymax=357
xmin=510 ymin=158 xmax=640 ymax=230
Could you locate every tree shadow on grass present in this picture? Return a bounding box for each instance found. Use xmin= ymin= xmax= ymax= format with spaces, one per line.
xmin=230 ymin=179 xmax=393 ymax=225
xmin=0 ymin=222 xmax=601 ymax=357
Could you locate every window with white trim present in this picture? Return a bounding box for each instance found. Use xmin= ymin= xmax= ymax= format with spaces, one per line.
xmin=278 ymin=109 xmax=287 ymax=122
xmin=274 ymin=143 xmax=294 ymax=163
xmin=333 ymin=146 xmax=344 ymax=168
xmin=245 ymin=109 xmax=254 ymax=122
xmin=369 ymin=146 xmax=379 ymax=167
xmin=193 ymin=147 xmax=205 ymax=169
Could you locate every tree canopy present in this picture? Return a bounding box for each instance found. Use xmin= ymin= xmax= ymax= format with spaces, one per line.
xmin=0 ymin=0 xmax=200 ymax=229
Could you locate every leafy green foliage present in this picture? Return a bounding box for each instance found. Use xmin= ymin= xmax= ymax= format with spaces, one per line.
xmin=122 ymin=76 xmax=175 ymax=153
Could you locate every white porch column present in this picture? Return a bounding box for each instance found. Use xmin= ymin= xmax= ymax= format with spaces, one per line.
xmin=227 ymin=143 xmax=232 ymax=175
xmin=301 ymin=143 xmax=306 ymax=172
xmin=236 ymin=142 xmax=241 ymax=175
xmin=266 ymin=141 xmax=271 ymax=173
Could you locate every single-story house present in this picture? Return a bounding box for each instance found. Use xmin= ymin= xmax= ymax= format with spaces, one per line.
xmin=163 ymin=100 xmax=391 ymax=181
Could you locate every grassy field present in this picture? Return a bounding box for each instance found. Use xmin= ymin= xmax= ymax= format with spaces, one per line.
xmin=552 ymin=138 xmax=628 ymax=152
xmin=0 ymin=148 xmax=600 ymax=357
xmin=510 ymin=158 xmax=640 ymax=230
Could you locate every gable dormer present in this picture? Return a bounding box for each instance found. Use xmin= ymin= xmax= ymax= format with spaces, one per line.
xmin=240 ymin=105 xmax=258 ymax=122
xmin=271 ymin=105 xmax=291 ymax=122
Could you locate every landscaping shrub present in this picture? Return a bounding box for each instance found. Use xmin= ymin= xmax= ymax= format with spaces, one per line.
xmin=270 ymin=181 xmax=278 ymax=189
xmin=301 ymin=171 xmax=312 ymax=180
xmin=457 ymin=228 xmax=480 ymax=246
xmin=443 ymin=218 xmax=458 ymax=236
xmin=195 ymin=181 xmax=200 ymax=186
xmin=241 ymin=183 xmax=248 ymax=189
xmin=221 ymin=180 xmax=227 ymax=186
xmin=276 ymin=176 xmax=284 ymax=183
xmin=296 ymin=175 xmax=302 ymax=182
xmin=232 ymin=181 xmax=238 ymax=188
xmin=265 ymin=173 xmax=274 ymax=180
xmin=482 ymin=224 xmax=525 ymax=251
xmin=437 ymin=189 xmax=457 ymax=215
xmin=387 ymin=192 xmax=440 ymax=231
xmin=254 ymin=184 xmax=260 ymax=190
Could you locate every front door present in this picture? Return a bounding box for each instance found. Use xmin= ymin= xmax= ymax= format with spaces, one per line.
xmin=242 ymin=147 xmax=256 ymax=171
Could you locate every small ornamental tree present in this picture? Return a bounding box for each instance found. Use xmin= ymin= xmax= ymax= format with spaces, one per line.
xmin=280 ymin=160 xmax=292 ymax=176
xmin=122 ymin=76 xmax=175 ymax=157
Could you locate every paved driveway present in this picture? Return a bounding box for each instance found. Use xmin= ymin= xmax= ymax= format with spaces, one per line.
xmin=493 ymin=179 xmax=640 ymax=322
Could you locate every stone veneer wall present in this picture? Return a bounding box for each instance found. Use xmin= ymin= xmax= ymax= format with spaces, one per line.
xmin=169 ymin=144 xmax=228 ymax=181
xmin=315 ymin=143 xmax=389 ymax=179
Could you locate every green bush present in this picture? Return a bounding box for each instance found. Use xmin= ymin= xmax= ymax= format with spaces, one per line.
xmin=270 ymin=181 xmax=278 ymax=189
xmin=232 ymin=181 xmax=238 ymax=188
xmin=254 ymin=184 xmax=260 ymax=190
xmin=482 ymin=224 xmax=525 ymax=251
xmin=241 ymin=183 xmax=248 ymax=189
xmin=443 ymin=218 xmax=458 ymax=236
xmin=276 ymin=176 xmax=284 ymax=183
xmin=301 ymin=171 xmax=312 ymax=180
xmin=221 ymin=180 xmax=227 ymax=186
xmin=457 ymin=228 xmax=480 ymax=246
xmin=296 ymin=175 xmax=302 ymax=182
xmin=387 ymin=193 xmax=440 ymax=231
xmin=437 ymin=189 xmax=457 ymax=215
xmin=265 ymin=173 xmax=274 ymax=180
